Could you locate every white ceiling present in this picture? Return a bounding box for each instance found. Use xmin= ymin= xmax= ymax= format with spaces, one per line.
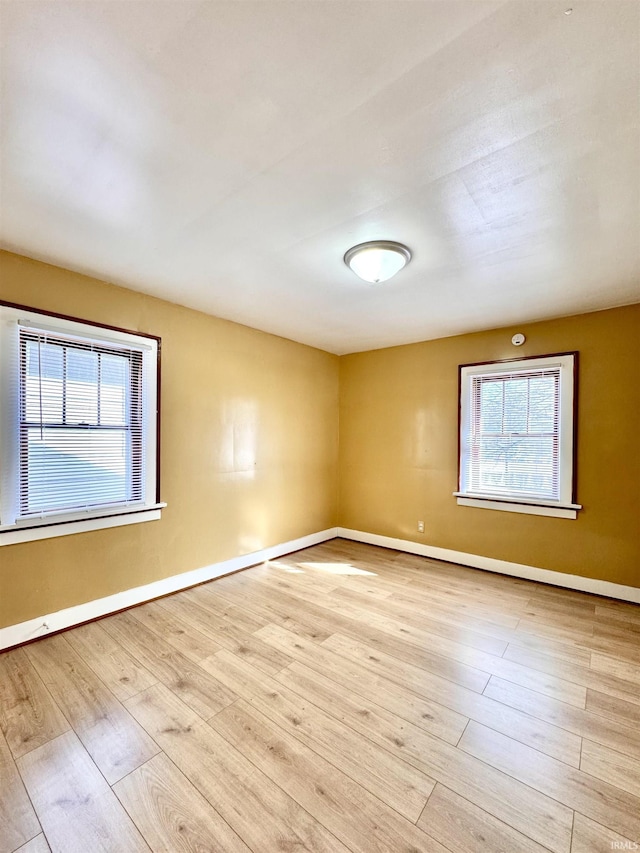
xmin=1 ymin=1 xmax=639 ymax=354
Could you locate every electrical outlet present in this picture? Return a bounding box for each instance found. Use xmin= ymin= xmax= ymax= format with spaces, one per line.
xmin=417 ymin=520 xmax=424 ymax=533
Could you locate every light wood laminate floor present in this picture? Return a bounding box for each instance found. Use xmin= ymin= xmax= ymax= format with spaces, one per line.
xmin=1 ymin=539 xmax=639 ymax=853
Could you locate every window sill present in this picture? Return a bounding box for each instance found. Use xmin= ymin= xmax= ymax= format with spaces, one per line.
xmin=0 ymin=503 xmax=166 ymax=545
xmin=453 ymin=493 xmax=582 ymax=519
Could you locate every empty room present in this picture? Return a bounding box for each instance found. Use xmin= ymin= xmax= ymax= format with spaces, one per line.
xmin=0 ymin=1 xmax=639 ymax=852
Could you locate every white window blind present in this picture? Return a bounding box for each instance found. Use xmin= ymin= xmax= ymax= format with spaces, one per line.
xmin=467 ymin=367 xmax=560 ymax=501
xmin=19 ymin=329 xmax=144 ymax=517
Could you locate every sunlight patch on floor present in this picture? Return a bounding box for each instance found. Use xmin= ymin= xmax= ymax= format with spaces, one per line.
xmin=266 ymin=560 xmax=305 ymax=573
xmin=299 ymin=562 xmax=377 ymax=577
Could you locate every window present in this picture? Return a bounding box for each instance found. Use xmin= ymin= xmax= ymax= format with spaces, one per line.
xmin=456 ymin=353 xmax=580 ymax=519
xmin=0 ymin=303 xmax=163 ymax=544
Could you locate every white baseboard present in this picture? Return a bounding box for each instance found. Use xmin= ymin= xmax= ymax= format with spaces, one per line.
xmin=338 ymin=527 xmax=640 ymax=604
xmin=0 ymin=527 xmax=338 ymax=651
xmin=3 ymin=524 xmax=636 ymax=650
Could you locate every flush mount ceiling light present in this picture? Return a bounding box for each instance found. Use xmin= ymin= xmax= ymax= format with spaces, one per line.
xmin=344 ymin=240 xmax=412 ymax=283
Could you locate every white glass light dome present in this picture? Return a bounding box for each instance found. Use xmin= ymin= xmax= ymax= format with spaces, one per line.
xmin=344 ymin=240 xmax=411 ymax=283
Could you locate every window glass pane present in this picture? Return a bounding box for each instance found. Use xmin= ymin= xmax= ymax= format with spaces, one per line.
xmin=24 ymin=340 xmax=64 ymax=422
xmin=100 ymin=354 xmax=128 ymax=425
xmin=23 ymin=427 xmax=128 ymax=513
xmin=528 ymin=375 xmax=556 ymax=432
xmin=476 ymin=435 xmax=557 ymax=499
xmin=66 ymin=348 xmax=99 ymax=424
xmin=479 ymin=381 xmax=503 ymax=433
xmin=502 ymin=378 xmax=528 ymax=433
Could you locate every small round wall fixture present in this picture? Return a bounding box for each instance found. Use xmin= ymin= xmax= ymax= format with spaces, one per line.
xmin=512 ymin=333 xmax=526 ymax=346
xmin=344 ymin=240 xmax=412 ymax=283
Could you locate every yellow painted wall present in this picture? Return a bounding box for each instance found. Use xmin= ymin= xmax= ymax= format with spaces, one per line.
xmin=339 ymin=304 xmax=640 ymax=589
xmin=0 ymin=251 xmax=339 ymax=628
